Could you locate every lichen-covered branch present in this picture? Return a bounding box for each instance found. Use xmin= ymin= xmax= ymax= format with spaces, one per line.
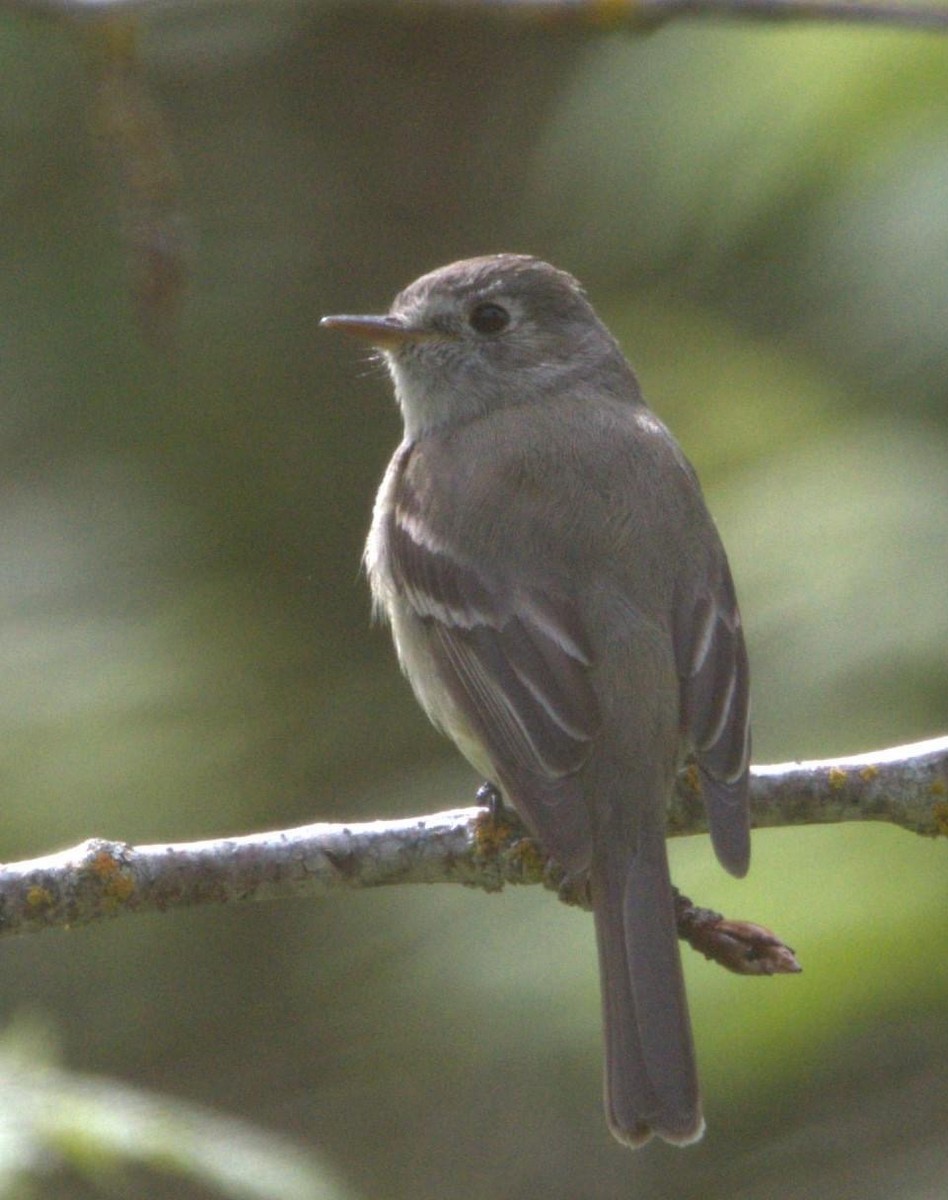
xmin=0 ymin=737 xmax=943 ymax=946
xmin=669 ymin=734 xmax=948 ymax=839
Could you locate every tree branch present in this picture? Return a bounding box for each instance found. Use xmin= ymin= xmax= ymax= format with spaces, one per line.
xmin=670 ymin=734 xmax=948 ymax=839
xmin=1 ymin=0 xmax=947 ymax=32
xmin=0 ymin=737 xmax=944 ymax=947
xmin=571 ymin=0 xmax=948 ymax=32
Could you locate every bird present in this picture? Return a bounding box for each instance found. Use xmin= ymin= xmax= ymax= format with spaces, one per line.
xmin=321 ymin=254 xmax=751 ymax=1147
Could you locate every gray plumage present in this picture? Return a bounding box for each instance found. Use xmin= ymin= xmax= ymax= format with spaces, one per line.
xmin=322 ymin=254 xmax=751 ymax=1147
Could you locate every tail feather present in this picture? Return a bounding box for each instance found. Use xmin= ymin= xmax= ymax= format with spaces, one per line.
xmin=592 ymin=819 xmax=702 ymax=1147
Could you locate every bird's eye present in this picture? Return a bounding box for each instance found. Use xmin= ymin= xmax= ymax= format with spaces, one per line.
xmin=468 ymin=302 xmax=510 ymax=335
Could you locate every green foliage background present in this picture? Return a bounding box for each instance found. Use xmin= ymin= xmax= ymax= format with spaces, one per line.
xmin=0 ymin=7 xmax=946 ymax=1196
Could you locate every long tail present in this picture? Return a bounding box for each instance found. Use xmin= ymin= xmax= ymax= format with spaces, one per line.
xmin=591 ymin=812 xmax=702 ymax=1147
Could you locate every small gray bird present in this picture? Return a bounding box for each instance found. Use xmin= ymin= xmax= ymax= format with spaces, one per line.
xmin=321 ymin=254 xmax=751 ymax=1147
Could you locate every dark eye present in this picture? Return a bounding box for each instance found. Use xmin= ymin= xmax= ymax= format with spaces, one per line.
xmin=468 ymin=302 xmax=510 ymax=335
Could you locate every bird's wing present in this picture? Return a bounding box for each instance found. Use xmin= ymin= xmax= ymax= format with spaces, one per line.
xmin=386 ymin=475 xmax=599 ymax=872
xmin=674 ymin=559 xmax=751 ymax=877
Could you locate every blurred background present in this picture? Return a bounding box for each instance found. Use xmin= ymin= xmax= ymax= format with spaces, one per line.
xmin=1 ymin=4 xmax=947 ymax=1196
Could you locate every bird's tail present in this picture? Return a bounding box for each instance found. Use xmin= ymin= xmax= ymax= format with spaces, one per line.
xmin=591 ymin=810 xmax=702 ymax=1147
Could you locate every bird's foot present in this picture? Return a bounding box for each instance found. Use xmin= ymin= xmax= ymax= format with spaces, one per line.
xmin=475 ymin=781 xmax=505 ymax=823
xmin=550 ymin=866 xmax=593 ymax=911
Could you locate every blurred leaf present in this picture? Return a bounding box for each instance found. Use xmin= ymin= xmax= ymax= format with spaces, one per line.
xmin=530 ymin=29 xmax=948 ymax=277
xmin=0 ymin=1016 xmax=353 ymax=1200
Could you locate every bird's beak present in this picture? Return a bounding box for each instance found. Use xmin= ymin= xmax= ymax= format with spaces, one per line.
xmin=320 ymin=313 xmax=429 ymax=349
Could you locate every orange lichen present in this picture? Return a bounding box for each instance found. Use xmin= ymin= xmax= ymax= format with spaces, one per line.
xmin=26 ymin=886 xmax=53 ymax=910
xmin=473 ymin=810 xmax=516 ymax=858
xmin=89 ymin=849 xmax=135 ymax=903
xmin=859 ymin=765 xmax=879 ymax=783
xmin=828 ymin=767 xmax=847 ymax=791
xmin=509 ymin=838 xmax=545 ymax=876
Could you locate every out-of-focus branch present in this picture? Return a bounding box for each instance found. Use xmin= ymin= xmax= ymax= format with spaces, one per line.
xmin=0 ymin=737 xmax=944 ymax=946
xmin=568 ymin=0 xmax=948 ymax=32
xmin=1 ymin=0 xmax=947 ymax=31
xmin=89 ymin=15 xmax=187 ymax=342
